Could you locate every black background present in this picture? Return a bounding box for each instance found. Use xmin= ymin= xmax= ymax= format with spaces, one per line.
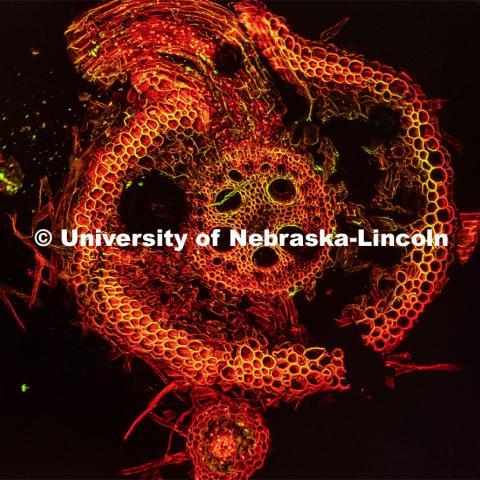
xmin=0 ymin=1 xmax=479 ymax=479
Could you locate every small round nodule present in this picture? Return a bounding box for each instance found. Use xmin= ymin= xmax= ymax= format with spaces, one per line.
xmin=214 ymin=189 xmax=242 ymax=212
xmin=187 ymin=401 xmax=270 ymax=480
xmin=211 ymin=227 xmax=235 ymax=253
xmin=267 ymin=178 xmax=296 ymax=203
xmin=253 ymin=246 xmax=278 ymax=268
xmin=279 ymin=225 xmax=319 ymax=260
xmin=214 ymin=42 xmax=244 ymax=75
xmin=278 ymin=225 xmax=308 ymax=255
xmin=228 ymin=169 xmax=243 ymax=182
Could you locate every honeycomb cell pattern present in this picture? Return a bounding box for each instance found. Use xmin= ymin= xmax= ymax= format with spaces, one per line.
xmin=52 ymin=0 xmax=462 ymax=478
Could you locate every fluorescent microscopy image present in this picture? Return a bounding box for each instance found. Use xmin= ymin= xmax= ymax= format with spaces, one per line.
xmin=0 ymin=1 xmax=478 ymax=479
